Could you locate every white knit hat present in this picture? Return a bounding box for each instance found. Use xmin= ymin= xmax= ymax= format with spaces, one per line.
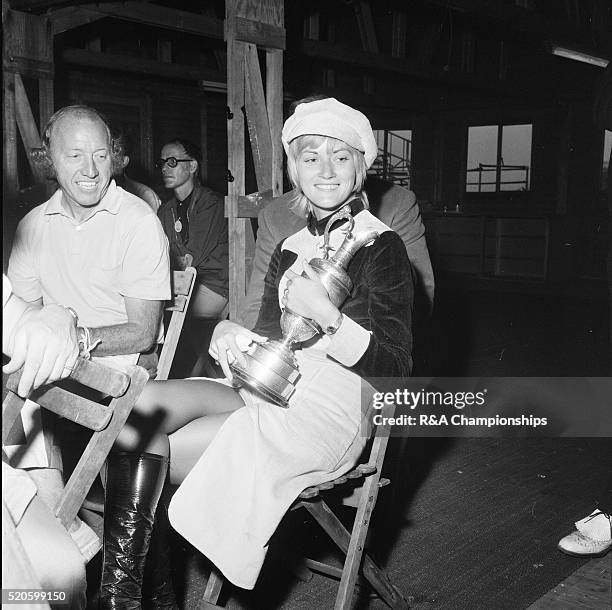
xmin=281 ymin=98 xmax=378 ymax=169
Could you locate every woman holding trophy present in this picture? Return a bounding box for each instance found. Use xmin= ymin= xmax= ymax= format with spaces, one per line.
xmin=100 ymin=98 xmax=415 ymax=604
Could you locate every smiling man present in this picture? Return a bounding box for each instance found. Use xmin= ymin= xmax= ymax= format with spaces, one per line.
xmin=9 ymin=105 xmax=170 ymax=369
xmin=6 ymin=106 xmax=170 ymax=534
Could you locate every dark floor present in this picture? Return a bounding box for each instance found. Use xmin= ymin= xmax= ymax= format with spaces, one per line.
xmin=431 ymin=287 xmax=610 ymax=377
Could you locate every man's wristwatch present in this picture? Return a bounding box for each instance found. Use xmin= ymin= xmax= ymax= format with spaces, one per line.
xmin=323 ymin=312 xmax=344 ymax=336
xmin=62 ymin=305 xmax=79 ymax=327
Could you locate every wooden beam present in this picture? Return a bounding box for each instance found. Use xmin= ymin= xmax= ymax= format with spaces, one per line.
xmin=199 ymin=99 xmax=208 ymax=184
xmin=225 ymin=0 xmax=284 ymax=320
xmin=202 ymin=5 xmax=226 ymax=71
xmin=226 ymin=34 xmax=247 ymax=320
xmin=13 ymin=0 xmax=111 ymax=9
xmin=592 ymin=0 xmax=609 ymax=47
xmin=353 ymin=1 xmax=378 ymax=53
xmin=300 ymin=39 xmax=531 ymax=95
xmin=231 ymin=16 xmax=285 ymax=50
xmin=157 ymin=39 xmax=172 ymax=63
xmin=266 ymin=49 xmax=283 ymax=196
xmin=141 ymin=93 xmax=153 ymax=175
xmin=237 ymin=190 xmax=273 ymax=218
xmin=302 ymin=38 xmax=445 ymax=79
xmin=391 ymin=10 xmax=407 ymax=58
xmin=460 ymin=29 xmax=475 ymax=73
xmin=423 ymin=0 xmax=546 ymax=35
xmin=38 ymin=78 xmax=54 ymax=127
xmin=61 ymin=48 xmax=224 ymax=82
xmin=3 ymin=72 xmax=19 ymax=195
xmin=90 ymin=2 xmax=223 ymax=39
xmin=13 ymin=73 xmax=45 ymax=181
xmin=303 ymin=10 xmax=320 ymax=40
xmin=244 ymin=44 xmax=273 ymax=192
xmin=3 ymin=9 xmax=53 ymax=78
xmin=48 ymin=6 xmax=103 ymax=36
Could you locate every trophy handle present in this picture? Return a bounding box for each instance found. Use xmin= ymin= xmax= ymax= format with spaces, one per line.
xmin=321 ymin=204 xmax=355 ymax=259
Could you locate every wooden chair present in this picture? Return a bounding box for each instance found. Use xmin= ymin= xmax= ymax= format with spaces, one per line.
xmin=200 ymin=402 xmax=409 ymax=610
xmin=2 ymin=358 xmax=149 ymax=529
xmin=75 ymin=267 xmax=196 ymax=515
xmin=157 ymin=266 xmax=197 ymax=381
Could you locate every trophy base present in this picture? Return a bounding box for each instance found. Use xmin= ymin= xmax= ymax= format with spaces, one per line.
xmin=230 ymin=340 xmax=301 ymax=408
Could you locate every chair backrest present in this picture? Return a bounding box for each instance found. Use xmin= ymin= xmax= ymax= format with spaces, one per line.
xmin=2 ymin=358 xmax=149 ymax=529
xmin=157 ymin=266 xmax=197 ymax=380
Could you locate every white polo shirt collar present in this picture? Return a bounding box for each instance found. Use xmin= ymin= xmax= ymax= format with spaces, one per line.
xmin=42 ymin=179 xmax=121 ymax=222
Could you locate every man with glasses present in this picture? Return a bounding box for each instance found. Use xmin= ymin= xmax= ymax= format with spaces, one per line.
xmin=157 ymin=138 xmax=229 ymax=318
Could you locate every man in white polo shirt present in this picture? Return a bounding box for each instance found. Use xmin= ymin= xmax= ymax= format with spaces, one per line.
xmin=7 ymin=105 xmax=171 ymax=607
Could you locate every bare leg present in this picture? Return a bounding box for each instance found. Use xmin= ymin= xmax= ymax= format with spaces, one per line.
xmin=115 ymin=378 xmax=244 ymax=456
xmin=189 ymin=282 xmax=228 ymax=318
xmin=168 ymin=415 xmax=231 ymax=484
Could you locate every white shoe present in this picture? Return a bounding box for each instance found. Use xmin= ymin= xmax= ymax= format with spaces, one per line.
xmin=558 ymin=509 xmax=612 ymax=558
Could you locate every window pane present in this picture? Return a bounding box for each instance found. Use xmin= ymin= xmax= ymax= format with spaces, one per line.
xmin=369 ymin=129 xmax=412 ymax=188
xmin=603 ymin=130 xmax=611 ymax=191
xmin=500 ymin=124 xmax=532 ymax=191
xmin=466 ymin=125 xmax=498 ymax=192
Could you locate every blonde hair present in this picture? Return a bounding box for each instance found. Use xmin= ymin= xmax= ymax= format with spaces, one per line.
xmin=286 ymin=135 xmax=369 ymax=218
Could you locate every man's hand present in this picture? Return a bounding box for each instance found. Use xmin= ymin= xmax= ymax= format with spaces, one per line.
xmin=209 ymin=320 xmax=267 ymax=381
xmin=3 ymin=304 xmax=79 ymax=397
xmin=175 ymin=253 xmax=194 ymax=270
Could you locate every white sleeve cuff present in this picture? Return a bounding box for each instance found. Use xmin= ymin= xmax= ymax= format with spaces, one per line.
xmin=326 ymin=314 xmax=371 ymax=367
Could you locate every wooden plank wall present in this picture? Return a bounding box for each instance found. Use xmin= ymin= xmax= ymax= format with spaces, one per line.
xmin=3 ymin=9 xmax=53 ymax=203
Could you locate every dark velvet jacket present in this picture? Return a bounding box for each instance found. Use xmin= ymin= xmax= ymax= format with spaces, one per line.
xmin=253 ymin=207 xmax=414 ymax=378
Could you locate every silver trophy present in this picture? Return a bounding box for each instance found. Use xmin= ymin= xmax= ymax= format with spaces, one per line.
xmin=230 ymin=204 xmax=379 ymax=407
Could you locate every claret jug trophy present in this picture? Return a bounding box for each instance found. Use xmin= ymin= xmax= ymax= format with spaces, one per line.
xmin=230 ymin=204 xmax=378 ymax=407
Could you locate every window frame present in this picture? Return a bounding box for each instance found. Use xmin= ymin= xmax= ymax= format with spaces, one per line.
xmin=601 ymin=129 xmax=611 ymax=193
xmin=464 ymin=122 xmax=533 ymax=199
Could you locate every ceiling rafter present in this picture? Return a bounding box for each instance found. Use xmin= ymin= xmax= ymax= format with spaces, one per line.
xmin=12 ymin=0 xmax=119 ymax=11
xmin=300 ymin=38 xmax=534 ymax=97
xmin=46 ymin=1 xmax=224 ymax=38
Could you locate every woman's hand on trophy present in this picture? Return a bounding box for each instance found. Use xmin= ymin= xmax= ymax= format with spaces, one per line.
xmin=283 ymin=263 xmax=339 ymax=329
xmin=209 ymin=320 xmax=267 ymax=380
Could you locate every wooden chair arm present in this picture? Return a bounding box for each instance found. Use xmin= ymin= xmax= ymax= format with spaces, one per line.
xmin=6 ymin=357 xmax=130 ymax=399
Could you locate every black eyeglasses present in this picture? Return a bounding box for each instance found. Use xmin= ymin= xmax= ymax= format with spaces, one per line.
xmin=156 ymin=157 xmax=193 ymax=169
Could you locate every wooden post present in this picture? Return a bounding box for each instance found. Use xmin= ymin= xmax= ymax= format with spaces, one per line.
xmin=225 ymin=0 xmax=285 ymax=320
xmin=199 ymin=96 xmax=209 ymax=184
xmin=3 ymin=71 xmax=19 ymax=196
xmin=266 ymin=48 xmax=283 ymax=196
xmin=2 ymin=8 xmax=54 ymax=200
xmin=14 ymin=74 xmax=45 ymax=181
xmin=142 ymin=93 xmax=154 ymax=175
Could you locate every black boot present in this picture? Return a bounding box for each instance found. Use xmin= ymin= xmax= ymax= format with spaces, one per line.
xmin=99 ymin=452 xmax=168 ymax=610
xmin=142 ymin=483 xmax=179 ymax=610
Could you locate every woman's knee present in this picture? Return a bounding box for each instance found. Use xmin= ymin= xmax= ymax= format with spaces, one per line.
xmin=190 ymin=283 xmax=228 ymax=318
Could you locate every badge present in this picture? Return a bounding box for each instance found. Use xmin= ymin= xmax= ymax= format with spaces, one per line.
xmin=174 ymin=219 xmax=183 ymax=233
